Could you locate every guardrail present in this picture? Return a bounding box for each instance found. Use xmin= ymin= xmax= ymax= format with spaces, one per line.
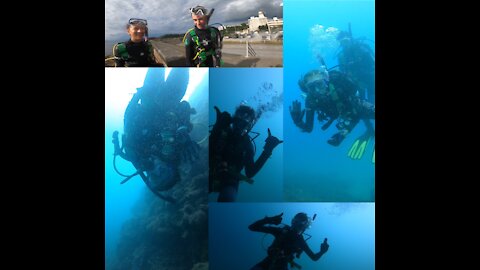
xmin=246 ymin=40 xmax=257 ymax=57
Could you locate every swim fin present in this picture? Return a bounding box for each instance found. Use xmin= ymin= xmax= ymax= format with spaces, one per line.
xmin=372 ymin=144 xmax=375 ymax=164
xmin=347 ymin=133 xmax=371 ymax=160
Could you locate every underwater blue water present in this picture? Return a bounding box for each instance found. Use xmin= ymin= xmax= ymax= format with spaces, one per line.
xmin=209 ymin=202 xmax=375 ymax=270
xmin=209 ymin=68 xmax=284 ymax=202
xmin=283 ymin=0 xmax=375 ymax=202
xmin=105 ymin=68 xmax=209 ymax=269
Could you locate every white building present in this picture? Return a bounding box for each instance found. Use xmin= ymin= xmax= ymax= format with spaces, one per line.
xmin=248 ymin=11 xmax=268 ymax=32
xmin=248 ymin=11 xmax=284 ymax=33
xmin=267 ymin=17 xmax=284 ymax=32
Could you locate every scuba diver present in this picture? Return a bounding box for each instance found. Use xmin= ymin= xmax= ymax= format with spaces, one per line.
xmin=249 ymin=212 xmax=329 ymax=270
xmin=209 ymin=104 xmax=283 ymax=202
xmin=336 ymin=23 xmax=375 ymax=103
xmin=289 ymin=65 xmax=375 ymax=159
xmin=183 ymin=5 xmax=223 ymax=67
xmin=111 ymin=68 xmax=199 ymax=203
xmin=112 ymin=18 xmax=164 ymax=67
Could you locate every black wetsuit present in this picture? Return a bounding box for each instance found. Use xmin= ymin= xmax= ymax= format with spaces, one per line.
xmin=209 ymin=123 xmax=271 ymax=202
xmin=114 ymin=39 xmax=163 ymax=67
xmin=184 ymin=26 xmax=220 ymax=67
xmin=249 ymin=218 xmax=324 ymax=270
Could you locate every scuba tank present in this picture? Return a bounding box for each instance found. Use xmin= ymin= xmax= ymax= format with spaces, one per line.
xmin=205 ymin=8 xmax=224 ymax=67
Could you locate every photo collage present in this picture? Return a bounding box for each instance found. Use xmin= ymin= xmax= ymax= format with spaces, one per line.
xmin=105 ymin=1 xmax=375 ymax=269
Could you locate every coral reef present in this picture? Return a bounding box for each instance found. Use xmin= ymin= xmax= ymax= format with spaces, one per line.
xmin=111 ymin=126 xmax=208 ymax=270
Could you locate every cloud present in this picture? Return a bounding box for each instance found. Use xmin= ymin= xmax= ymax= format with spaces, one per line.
xmin=105 ymin=0 xmax=283 ymax=41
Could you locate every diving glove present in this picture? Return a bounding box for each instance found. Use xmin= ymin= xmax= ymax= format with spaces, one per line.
xmin=265 ymin=212 xmax=283 ymax=225
xmin=320 ymin=238 xmax=329 ymax=254
xmin=289 ymin=100 xmax=305 ymax=125
xmin=214 ymin=106 xmax=232 ymax=128
xmin=327 ymin=132 xmax=346 ymax=147
xmin=264 ymin=128 xmax=283 ymax=154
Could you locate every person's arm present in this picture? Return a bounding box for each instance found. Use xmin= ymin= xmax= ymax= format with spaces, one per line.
xmin=184 ymin=32 xmax=195 ymax=67
xmin=210 ymin=106 xmax=232 ymax=138
xmin=113 ymin=44 xmax=125 ymax=67
xmin=249 ymin=213 xmax=284 ymax=234
xmin=244 ymin=129 xmax=282 ymax=178
xmin=300 ymin=238 xmax=329 ymax=261
xmin=301 ymin=108 xmax=315 ymax=132
xmin=244 ymin=141 xmax=270 ymax=178
xmin=209 ymin=106 xmax=232 ymax=165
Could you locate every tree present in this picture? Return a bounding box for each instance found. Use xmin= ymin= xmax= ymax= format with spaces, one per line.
xmin=259 ymin=25 xmax=269 ymax=32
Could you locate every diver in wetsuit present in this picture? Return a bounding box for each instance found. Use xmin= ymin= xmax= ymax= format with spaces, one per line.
xmin=249 ymin=212 xmax=329 ymax=270
xmin=209 ymin=104 xmax=282 ymax=202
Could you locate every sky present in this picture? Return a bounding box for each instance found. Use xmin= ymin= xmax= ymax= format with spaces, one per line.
xmin=105 ymin=0 xmax=284 ymax=41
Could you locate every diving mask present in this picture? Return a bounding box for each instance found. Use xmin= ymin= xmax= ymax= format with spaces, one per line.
xmin=190 ymin=6 xmax=207 ymax=16
xmin=129 ymin=18 xmax=148 ymax=26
